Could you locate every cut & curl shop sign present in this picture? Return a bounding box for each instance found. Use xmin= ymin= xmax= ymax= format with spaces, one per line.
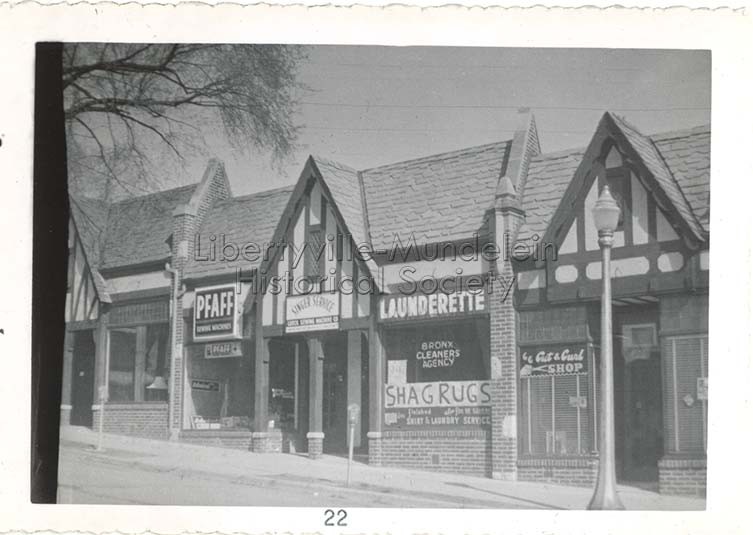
xmin=519 ymin=345 xmax=588 ymax=377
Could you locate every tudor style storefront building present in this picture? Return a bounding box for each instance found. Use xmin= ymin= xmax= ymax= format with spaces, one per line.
xmin=63 ymin=110 xmax=709 ymax=496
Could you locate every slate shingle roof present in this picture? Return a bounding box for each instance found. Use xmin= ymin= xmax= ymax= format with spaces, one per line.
xmin=651 ymin=125 xmax=710 ymax=232
xmin=183 ymin=186 xmax=294 ymax=279
xmin=70 ymin=115 xmax=710 ymax=285
xmin=311 ymin=156 xmax=370 ymax=251
xmin=101 ymin=184 xmax=197 ymax=269
xmin=610 ymin=114 xmax=706 ymax=240
xmin=517 ymin=148 xmax=584 ymax=243
xmin=71 ymin=184 xmax=198 ymax=271
xmin=360 ymin=141 xmax=511 ymax=251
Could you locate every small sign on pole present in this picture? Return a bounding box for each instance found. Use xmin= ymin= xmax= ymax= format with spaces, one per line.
xmin=95 ymin=385 xmax=108 ymax=452
xmin=346 ymin=403 xmax=360 ymax=487
xmin=697 ymin=377 xmax=708 ymax=401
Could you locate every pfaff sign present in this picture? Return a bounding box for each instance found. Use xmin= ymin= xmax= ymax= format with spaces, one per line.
xmin=378 ymin=290 xmax=486 ymax=323
xmin=193 ymin=285 xmax=241 ymax=341
xmin=204 ymin=340 xmax=242 ymax=359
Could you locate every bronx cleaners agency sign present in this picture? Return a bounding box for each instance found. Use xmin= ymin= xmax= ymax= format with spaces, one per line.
xmin=384 ymin=380 xmax=491 ymax=429
xmin=285 ymin=292 xmax=339 ymax=333
xmin=193 ymin=285 xmax=241 ymax=341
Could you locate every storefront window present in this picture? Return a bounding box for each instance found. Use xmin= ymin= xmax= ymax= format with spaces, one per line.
xmin=383 ymin=319 xmax=491 ymax=432
xmin=108 ymin=323 xmax=169 ymax=402
xmin=385 ymin=320 xmax=488 ymax=384
xmin=184 ymin=341 xmax=252 ymax=430
xmin=663 ymin=335 xmax=708 ymax=453
xmin=519 ymin=344 xmax=595 ymax=457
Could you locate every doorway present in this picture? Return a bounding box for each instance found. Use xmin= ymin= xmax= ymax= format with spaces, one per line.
xmin=322 ymin=332 xmax=348 ymax=453
xmin=71 ymin=330 xmax=96 ymax=427
xmin=269 ymin=337 xmax=309 ymax=452
xmin=613 ymin=307 xmax=663 ymax=485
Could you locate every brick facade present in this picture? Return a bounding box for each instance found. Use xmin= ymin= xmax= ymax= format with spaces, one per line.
xmin=518 ymin=458 xmax=598 ymax=487
xmin=307 ymin=432 xmax=324 ymax=459
xmin=380 ymin=429 xmax=492 ymax=476
xmin=93 ymin=403 xmax=169 ymax=440
xmin=252 ymin=430 xmax=283 ymax=453
xmin=180 ymin=430 xmax=253 ymax=450
xmin=367 ymin=432 xmax=383 ymax=466
xmin=658 ymin=457 xmax=707 ymax=497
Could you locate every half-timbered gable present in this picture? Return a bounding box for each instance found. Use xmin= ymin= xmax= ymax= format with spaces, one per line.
xmin=515 ymin=113 xmax=710 ymax=306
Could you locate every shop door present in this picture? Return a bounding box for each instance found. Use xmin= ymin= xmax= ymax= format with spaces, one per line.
xmin=322 ymin=333 xmax=347 ymax=453
xmin=71 ymin=330 xmax=96 ymax=427
xmin=268 ymin=339 xmax=297 ymax=433
xmin=617 ymin=321 xmax=663 ymax=483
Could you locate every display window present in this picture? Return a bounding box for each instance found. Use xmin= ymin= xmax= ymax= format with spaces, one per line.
xmin=184 ymin=341 xmax=253 ymax=430
xmin=383 ymin=319 xmax=491 ymax=430
xmin=108 ymin=323 xmax=169 ymax=402
xmin=518 ymin=343 xmax=595 ymax=457
xmin=384 ymin=320 xmax=488 ymax=384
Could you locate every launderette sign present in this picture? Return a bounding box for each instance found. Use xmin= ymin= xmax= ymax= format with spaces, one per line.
xmin=193 ymin=284 xmax=241 ymax=341
xmin=378 ymin=289 xmax=486 ymax=322
xmin=285 ymin=292 xmax=340 ymax=333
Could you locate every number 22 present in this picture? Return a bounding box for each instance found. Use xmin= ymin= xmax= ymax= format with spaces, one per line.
xmin=324 ymin=509 xmax=347 ymax=526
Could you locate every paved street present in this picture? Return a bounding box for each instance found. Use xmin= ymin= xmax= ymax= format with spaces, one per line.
xmin=57 ymin=426 xmax=706 ymax=509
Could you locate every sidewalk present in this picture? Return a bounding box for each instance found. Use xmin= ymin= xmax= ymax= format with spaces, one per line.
xmin=59 ymin=426 xmax=705 ymax=510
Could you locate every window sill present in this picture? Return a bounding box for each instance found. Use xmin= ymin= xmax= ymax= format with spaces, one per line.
xmin=518 ymin=456 xmax=598 ymax=468
xmin=180 ymin=429 xmax=253 ymax=438
xmin=102 ymin=401 xmax=168 ymax=409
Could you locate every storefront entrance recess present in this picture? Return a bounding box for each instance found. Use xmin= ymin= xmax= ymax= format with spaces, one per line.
xmin=269 ymin=331 xmax=366 ymax=455
xmin=71 ymin=330 xmax=96 ymax=427
xmin=613 ymin=306 xmax=663 ymax=485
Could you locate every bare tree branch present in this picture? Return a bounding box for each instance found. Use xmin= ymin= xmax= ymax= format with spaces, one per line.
xmin=64 ymin=43 xmax=306 ymax=200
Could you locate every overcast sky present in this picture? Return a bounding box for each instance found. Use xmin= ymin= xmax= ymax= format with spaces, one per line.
xmin=197 ymin=46 xmax=710 ymax=196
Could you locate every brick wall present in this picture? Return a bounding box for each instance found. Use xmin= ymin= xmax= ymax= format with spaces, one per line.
xmin=659 ymin=457 xmax=707 ymax=497
xmin=180 ymin=430 xmax=253 ymax=450
xmin=380 ymin=429 xmax=492 ymax=476
xmin=518 ymin=457 xmax=598 ymax=487
xmin=93 ymin=403 xmax=168 ymax=440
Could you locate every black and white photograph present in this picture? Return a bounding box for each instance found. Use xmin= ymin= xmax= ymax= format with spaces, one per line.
xmin=2 ymin=4 xmax=752 ymax=535
xmin=51 ymin=43 xmax=711 ymax=509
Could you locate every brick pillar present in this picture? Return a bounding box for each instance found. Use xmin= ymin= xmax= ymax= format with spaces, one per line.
xmin=169 ymin=206 xmax=196 ymax=439
xmin=367 ymin=316 xmax=384 ymax=466
xmin=347 ymin=330 xmax=363 ymax=448
xmin=489 ymin=275 xmax=518 ymax=480
xmin=307 ymin=336 xmax=325 ymax=459
xmin=252 ymin=304 xmax=271 ymax=451
xmin=490 ymin=175 xmax=524 ymax=480
xmin=92 ymin=309 xmax=109 ymax=425
xmin=168 ymin=160 xmax=231 ymax=439
xmin=60 ymin=327 xmax=74 ymax=425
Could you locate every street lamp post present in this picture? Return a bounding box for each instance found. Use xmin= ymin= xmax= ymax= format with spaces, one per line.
xmin=588 ymin=184 xmax=625 ymax=510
